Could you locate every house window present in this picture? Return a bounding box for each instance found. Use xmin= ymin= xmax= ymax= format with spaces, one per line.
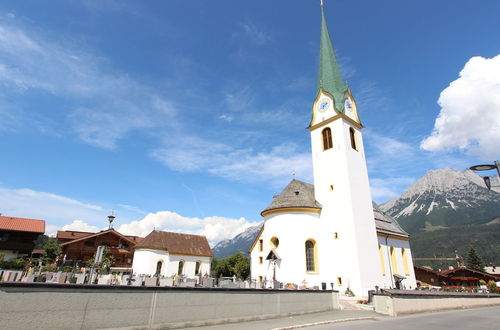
xmin=195 ymin=261 xmax=201 ymax=275
xmin=155 ymin=261 xmax=163 ymax=276
xmin=390 ymin=247 xmax=398 ymax=275
xmin=349 ymin=127 xmax=357 ymax=150
xmin=379 ymin=244 xmax=386 ymax=275
xmin=270 ymin=237 xmax=279 ymax=249
xmin=84 ymin=241 xmax=94 ymax=247
xmin=259 ymin=239 xmax=263 ymax=252
xmin=178 ymin=260 xmax=185 ymax=275
xmin=305 ymin=240 xmax=317 ymax=272
xmin=402 ymin=248 xmax=410 ymax=275
xmin=333 ymin=232 xmax=338 ymax=239
xmin=259 ymin=256 xmax=263 ymax=264
xmin=0 ymin=233 xmax=10 ymax=241
xmin=258 ymin=276 xmax=263 ymax=283
xmin=337 ymin=277 xmax=342 ymax=286
xmin=322 ymin=127 xmax=333 ymax=150
xmin=329 ymin=184 xmax=334 ymax=191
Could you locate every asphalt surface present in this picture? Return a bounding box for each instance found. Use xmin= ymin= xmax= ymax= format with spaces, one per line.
xmin=182 ymin=306 xmax=500 ymax=330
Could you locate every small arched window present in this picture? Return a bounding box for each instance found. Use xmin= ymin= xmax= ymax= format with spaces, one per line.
xmin=195 ymin=261 xmax=201 ymax=276
xmin=270 ymin=237 xmax=279 ymax=249
xmin=305 ymin=240 xmax=316 ymax=272
xmin=349 ymin=127 xmax=357 ymax=150
xmin=178 ymin=260 xmax=185 ymax=275
xmin=322 ymin=127 xmax=333 ymax=150
xmin=155 ymin=260 xmax=163 ymax=276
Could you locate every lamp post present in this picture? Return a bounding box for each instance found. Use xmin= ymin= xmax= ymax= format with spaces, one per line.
xmin=469 ymin=160 xmax=500 ymax=190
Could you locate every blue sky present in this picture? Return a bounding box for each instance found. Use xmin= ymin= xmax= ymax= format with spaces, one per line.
xmin=1 ymin=0 xmax=499 ymax=243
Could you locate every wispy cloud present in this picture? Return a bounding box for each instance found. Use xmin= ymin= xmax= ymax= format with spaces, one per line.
xmin=0 ymin=20 xmax=176 ymax=149
xmin=239 ymin=21 xmax=272 ymax=45
xmin=152 ymin=140 xmax=311 ymax=186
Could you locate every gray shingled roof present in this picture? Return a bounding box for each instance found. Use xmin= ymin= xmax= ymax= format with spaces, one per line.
xmin=261 ymin=179 xmax=322 ymax=215
xmin=372 ymin=202 xmax=409 ymax=237
xmin=262 ymin=179 xmax=408 ymax=238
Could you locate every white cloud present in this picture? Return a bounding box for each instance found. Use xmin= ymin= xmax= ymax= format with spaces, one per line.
xmin=218 ymin=114 xmax=234 ymax=122
xmin=152 ymin=140 xmax=312 ymax=185
xmin=421 ymin=55 xmax=500 ymax=159
xmin=62 ymin=220 xmax=101 ymax=233
xmin=0 ymin=186 xmax=107 ymax=228
xmin=117 ymin=211 xmax=253 ymax=245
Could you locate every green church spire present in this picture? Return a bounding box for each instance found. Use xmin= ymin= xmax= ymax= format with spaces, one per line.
xmin=318 ymin=3 xmax=348 ymax=112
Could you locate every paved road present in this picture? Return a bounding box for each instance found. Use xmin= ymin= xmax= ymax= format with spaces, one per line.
xmin=183 ymin=306 xmax=500 ymax=330
xmin=287 ymin=306 xmax=500 ymax=330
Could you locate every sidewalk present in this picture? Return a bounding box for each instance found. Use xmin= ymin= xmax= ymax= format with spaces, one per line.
xmin=181 ymin=309 xmax=381 ymax=330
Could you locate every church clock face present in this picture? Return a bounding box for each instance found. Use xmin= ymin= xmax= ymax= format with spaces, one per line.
xmin=345 ymin=98 xmax=353 ymax=114
xmin=317 ymin=98 xmax=330 ymax=112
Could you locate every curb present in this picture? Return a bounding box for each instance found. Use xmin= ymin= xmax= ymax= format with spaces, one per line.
xmin=270 ymin=317 xmax=377 ymax=330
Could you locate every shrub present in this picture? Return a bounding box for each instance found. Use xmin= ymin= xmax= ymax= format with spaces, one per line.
xmin=487 ymin=281 xmax=498 ymax=294
xmin=0 ymin=258 xmax=28 ymax=270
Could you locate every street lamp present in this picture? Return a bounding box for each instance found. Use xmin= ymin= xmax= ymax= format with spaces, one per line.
xmin=469 ymin=160 xmax=500 ymax=190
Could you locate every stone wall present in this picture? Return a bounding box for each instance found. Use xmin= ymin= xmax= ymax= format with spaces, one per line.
xmin=373 ymin=289 xmax=500 ymax=316
xmin=0 ymin=282 xmax=339 ymax=329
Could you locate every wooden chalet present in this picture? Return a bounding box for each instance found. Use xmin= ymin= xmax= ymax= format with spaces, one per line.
xmin=414 ymin=265 xmax=447 ymax=287
xmin=0 ymin=215 xmax=45 ymax=260
xmin=440 ymin=266 xmax=498 ymax=287
xmin=56 ymin=229 xmax=143 ymax=268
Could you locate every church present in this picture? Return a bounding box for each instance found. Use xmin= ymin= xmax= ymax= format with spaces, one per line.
xmin=249 ymin=3 xmax=416 ymax=296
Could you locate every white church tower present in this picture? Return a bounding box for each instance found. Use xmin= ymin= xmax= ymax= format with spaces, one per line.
xmin=249 ymin=2 xmax=416 ymax=295
xmin=308 ymin=3 xmax=383 ymax=294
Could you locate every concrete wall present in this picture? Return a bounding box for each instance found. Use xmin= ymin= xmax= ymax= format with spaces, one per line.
xmin=0 ymin=283 xmax=339 ymax=329
xmin=374 ymin=292 xmax=500 ymax=316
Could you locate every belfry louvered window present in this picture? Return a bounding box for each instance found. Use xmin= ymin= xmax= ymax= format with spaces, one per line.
xmin=349 ymin=127 xmax=357 ymax=150
xmin=322 ymin=127 xmax=333 ymax=150
xmin=305 ymin=240 xmax=316 ymax=272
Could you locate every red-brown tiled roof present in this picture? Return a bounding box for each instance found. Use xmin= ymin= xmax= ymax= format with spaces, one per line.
xmin=0 ymin=216 xmax=45 ymax=233
xmin=56 ymin=230 xmax=94 ymax=241
xmin=60 ymin=228 xmax=138 ymax=246
xmin=136 ymin=230 xmax=212 ymax=257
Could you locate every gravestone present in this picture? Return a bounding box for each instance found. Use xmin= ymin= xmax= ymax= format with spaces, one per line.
xmin=144 ymin=277 xmax=158 ymax=286
xmin=131 ymin=276 xmax=142 ymax=286
xmin=59 ymin=273 xmax=68 ymax=284
xmin=201 ymin=277 xmax=214 ymax=288
xmin=75 ymin=274 xmax=85 ymax=284
xmin=159 ymin=277 xmax=174 ymax=286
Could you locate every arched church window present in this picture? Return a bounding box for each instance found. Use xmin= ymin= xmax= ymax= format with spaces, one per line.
xmin=402 ymin=248 xmax=410 ymax=275
xmin=349 ymin=127 xmax=357 ymax=150
xmin=305 ymin=240 xmax=317 ymax=272
xmin=178 ymin=260 xmax=185 ymax=275
xmin=270 ymin=237 xmax=279 ymax=249
xmin=155 ymin=260 xmax=163 ymax=276
xmin=390 ymin=247 xmax=398 ymax=275
xmin=195 ymin=261 xmax=201 ymax=275
xmin=322 ymin=127 xmax=333 ymax=150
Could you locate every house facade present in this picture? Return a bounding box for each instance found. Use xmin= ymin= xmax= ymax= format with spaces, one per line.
xmin=57 ymin=229 xmax=143 ymax=268
xmin=0 ymin=215 xmax=45 ymax=260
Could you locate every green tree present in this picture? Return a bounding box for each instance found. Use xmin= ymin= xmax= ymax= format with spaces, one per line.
xmin=87 ymin=247 xmax=114 ymax=274
xmin=41 ymin=237 xmax=62 ymax=265
xmin=466 ymin=246 xmax=485 ymax=272
xmin=211 ymin=253 xmax=250 ymax=279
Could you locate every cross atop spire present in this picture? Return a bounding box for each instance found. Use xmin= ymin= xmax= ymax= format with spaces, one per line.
xmin=317 ymin=2 xmax=348 ymax=112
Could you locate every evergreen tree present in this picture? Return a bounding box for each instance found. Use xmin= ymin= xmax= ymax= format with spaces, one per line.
xmin=466 ymin=246 xmax=485 ymax=272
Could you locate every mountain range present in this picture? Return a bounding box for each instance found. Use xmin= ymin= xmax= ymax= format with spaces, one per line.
xmin=213 ymin=168 xmax=500 ymax=265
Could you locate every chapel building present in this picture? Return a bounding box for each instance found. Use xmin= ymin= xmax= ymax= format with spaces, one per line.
xmin=249 ymin=3 xmax=416 ymax=295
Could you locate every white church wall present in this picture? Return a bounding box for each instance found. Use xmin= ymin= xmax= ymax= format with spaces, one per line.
xmin=168 ymin=254 xmax=211 ymax=278
xmin=132 ymin=248 xmax=170 ymax=276
xmin=377 ymin=236 xmax=417 ymax=290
